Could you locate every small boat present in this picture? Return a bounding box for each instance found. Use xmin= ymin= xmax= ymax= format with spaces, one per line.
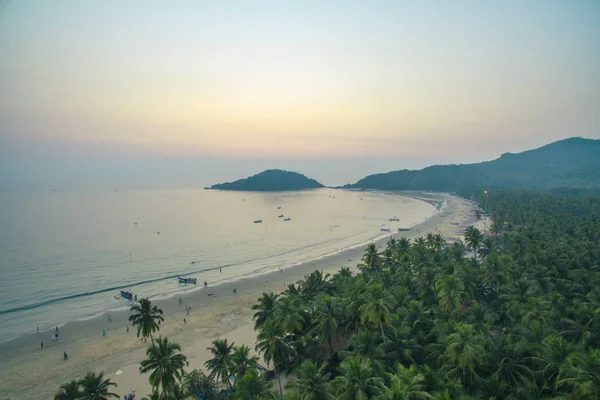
xmin=381 ymin=227 xmax=390 ymax=232
xmin=284 ymin=217 xmax=291 ymax=221
xmin=389 ymin=217 xmax=399 ymax=221
xmin=277 ymin=206 xmax=281 ymax=209
xmin=254 ymin=220 xmax=262 ymax=224
xmin=117 ymin=290 xmax=134 ymax=300
xmin=278 ymin=214 xmax=284 ymax=218
xmin=178 ymin=277 xmax=197 ymax=284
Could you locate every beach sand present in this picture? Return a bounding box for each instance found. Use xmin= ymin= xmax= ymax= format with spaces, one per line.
xmin=0 ymin=193 xmax=484 ymax=400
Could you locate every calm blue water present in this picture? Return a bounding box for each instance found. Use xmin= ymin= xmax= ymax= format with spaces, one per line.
xmin=0 ymin=187 xmax=434 ymax=342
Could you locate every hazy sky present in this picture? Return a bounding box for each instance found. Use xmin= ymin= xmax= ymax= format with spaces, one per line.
xmin=1 ymin=0 xmax=599 ymax=187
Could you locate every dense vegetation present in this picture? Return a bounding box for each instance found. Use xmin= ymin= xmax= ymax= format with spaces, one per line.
xmin=210 ymin=169 xmax=324 ymax=191
xmin=345 ymin=137 xmax=600 ymax=191
xmin=55 ymin=188 xmax=600 ymax=399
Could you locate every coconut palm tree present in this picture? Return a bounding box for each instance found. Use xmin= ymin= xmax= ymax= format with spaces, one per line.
xmin=360 ymin=244 xmax=381 ymax=271
xmin=256 ymin=320 xmax=293 ymax=396
xmin=358 ymin=283 xmax=392 ymax=350
xmin=79 ymin=372 xmax=119 ymax=400
xmin=274 ymin=295 xmax=305 ymax=334
xmin=286 ymin=360 xmax=333 ymax=400
xmin=310 ymin=295 xmax=340 ymax=359
xmin=54 ymin=380 xmax=81 ymax=400
xmin=252 ymin=292 xmax=279 ymax=330
xmin=441 ymin=323 xmax=485 ymax=384
xmin=231 ymin=344 xmax=260 ymax=384
xmin=140 ymin=337 xmax=188 ymax=394
xmin=232 ymin=368 xmax=275 ymax=400
xmin=205 ymin=338 xmax=235 ymax=390
xmin=129 ymin=298 xmax=164 ymax=346
xmin=376 ymin=364 xmax=433 ymax=400
xmin=464 ymin=226 xmax=483 ymax=256
xmin=331 ymin=356 xmax=382 ymax=400
xmin=298 ymin=270 xmax=331 ymax=299
xmin=435 ymin=275 xmax=465 ymax=312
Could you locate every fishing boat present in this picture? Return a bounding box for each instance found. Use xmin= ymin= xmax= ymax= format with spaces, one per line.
xmin=381 ymin=226 xmax=391 ymax=232
xmin=389 ymin=217 xmax=399 ymax=221
xmin=278 ymin=214 xmax=284 ymax=218
xmin=115 ymin=290 xmax=134 ymax=300
xmin=284 ymin=217 xmax=291 ymax=221
xmin=254 ymin=220 xmax=262 ymax=224
xmin=178 ymin=277 xmax=197 ymax=284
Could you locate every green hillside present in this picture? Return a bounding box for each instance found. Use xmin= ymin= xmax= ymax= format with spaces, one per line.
xmin=345 ymin=137 xmax=600 ymax=191
xmin=209 ymin=169 xmax=324 ymax=191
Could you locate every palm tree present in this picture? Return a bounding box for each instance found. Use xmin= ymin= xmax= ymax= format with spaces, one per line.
xmin=376 ymin=364 xmax=433 ymax=400
xmin=478 ymin=238 xmax=495 ymax=259
xmin=286 ymin=360 xmax=333 ymax=400
xmin=299 ymin=270 xmax=331 ymax=299
xmin=205 ymin=338 xmax=235 ymax=390
xmin=360 ymin=243 xmax=381 ymax=271
xmin=79 ymin=372 xmax=119 ymax=400
xmin=331 ymin=356 xmax=382 ymax=400
xmin=274 ymin=295 xmax=305 ymax=334
xmin=464 ymin=226 xmax=483 ymax=256
xmin=435 ymin=275 xmax=465 ymax=312
xmin=232 ymin=368 xmax=275 ymax=400
xmin=252 ymin=292 xmax=279 ymax=330
xmin=231 ymin=344 xmax=260 ymax=384
xmin=54 ymin=380 xmax=81 ymax=400
xmin=310 ymin=295 xmax=340 ymax=359
xmin=129 ymin=298 xmax=164 ymax=346
xmin=358 ymin=283 xmax=392 ymax=351
xmin=255 ymin=320 xmax=293 ymax=396
xmin=441 ymin=323 xmax=485 ymax=384
xmin=140 ymin=337 xmax=188 ymax=394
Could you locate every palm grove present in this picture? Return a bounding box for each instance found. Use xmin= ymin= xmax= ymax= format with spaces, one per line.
xmin=55 ymin=188 xmax=600 ymax=400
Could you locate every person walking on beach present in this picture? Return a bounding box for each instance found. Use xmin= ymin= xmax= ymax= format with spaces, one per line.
xmin=220 ymin=267 xmax=222 ymax=273
xmin=41 ymin=341 xmax=43 ymax=349
xmin=233 ymin=288 xmax=237 ymax=295
xmin=183 ymin=318 xmax=187 ymax=324
xmin=37 ymin=326 xmax=39 ymax=333
xmin=126 ymin=325 xmax=129 ymax=333
xmin=102 ymin=329 xmax=106 ymax=337
xmin=56 ymin=326 xmax=59 ymax=334
xmin=63 ymin=352 xmax=68 ymax=361
xmin=179 ymin=298 xmax=182 ymax=305
xmin=108 ymin=314 xmax=111 ymax=322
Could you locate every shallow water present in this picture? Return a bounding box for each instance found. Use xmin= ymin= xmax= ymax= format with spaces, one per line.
xmin=0 ymin=187 xmax=435 ymax=342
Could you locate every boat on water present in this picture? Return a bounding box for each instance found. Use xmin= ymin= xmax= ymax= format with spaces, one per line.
xmin=254 ymin=220 xmax=262 ymax=224
xmin=389 ymin=217 xmax=399 ymax=221
xmin=284 ymin=217 xmax=291 ymax=221
xmin=278 ymin=214 xmax=284 ymax=218
xmin=277 ymin=206 xmax=281 ymax=209
xmin=178 ymin=277 xmax=197 ymax=284
xmin=381 ymin=227 xmax=391 ymax=232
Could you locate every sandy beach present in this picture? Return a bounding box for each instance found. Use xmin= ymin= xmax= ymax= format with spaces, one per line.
xmin=0 ymin=193 xmax=483 ymax=400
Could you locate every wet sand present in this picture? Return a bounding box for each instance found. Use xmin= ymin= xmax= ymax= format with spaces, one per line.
xmin=0 ymin=193 xmax=483 ymax=400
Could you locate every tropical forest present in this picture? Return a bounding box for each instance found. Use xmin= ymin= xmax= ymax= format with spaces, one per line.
xmin=54 ymin=187 xmax=600 ymax=400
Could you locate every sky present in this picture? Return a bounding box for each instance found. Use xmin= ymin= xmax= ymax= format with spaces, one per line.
xmin=1 ymin=0 xmax=599 ymax=188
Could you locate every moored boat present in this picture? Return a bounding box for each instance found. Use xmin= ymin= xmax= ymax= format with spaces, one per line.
xmin=284 ymin=217 xmax=291 ymax=221
xmin=254 ymin=220 xmax=262 ymax=224
xmin=178 ymin=277 xmax=197 ymax=284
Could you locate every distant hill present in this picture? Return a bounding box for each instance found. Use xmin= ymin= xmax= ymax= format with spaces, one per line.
xmin=209 ymin=169 xmax=324 ymax=191
xmin=344 ymin=137 xmax=600 ymax=191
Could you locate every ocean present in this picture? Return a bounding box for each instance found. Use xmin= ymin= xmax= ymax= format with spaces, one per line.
xmin=0 ymin=187 xmax=436 ymax=342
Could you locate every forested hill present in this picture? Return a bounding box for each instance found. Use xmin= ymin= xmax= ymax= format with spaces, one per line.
xmin=345 ymin=137 xmax=600 ymax=191
xmin=209 ymin=169 xmax=324 ymax=191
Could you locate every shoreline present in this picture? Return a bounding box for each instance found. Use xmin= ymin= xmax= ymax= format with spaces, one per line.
xmin=0 ymin=193 xmax=481 ymax=400
xmin=0 ymin=190 xmax=440 ymax=345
